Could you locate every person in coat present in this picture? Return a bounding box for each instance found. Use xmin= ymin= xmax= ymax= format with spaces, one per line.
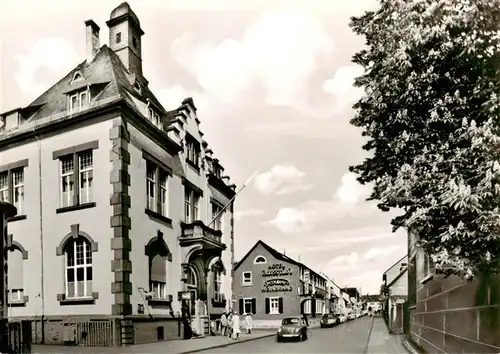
xmin=220 ymin=312 xmax=228 ymax=336
xmin=244 ymin=313 xmax=253 ymax=334
xmin=232 ymin=314 xmax=241 ymax=340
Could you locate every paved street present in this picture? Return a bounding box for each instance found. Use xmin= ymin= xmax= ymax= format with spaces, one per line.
xmin=196 ymin=317 xmax=406 ymax=353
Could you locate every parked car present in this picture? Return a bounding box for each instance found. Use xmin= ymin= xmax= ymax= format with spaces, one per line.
xmin=338 ymin=314 xmax=347 ymax=323
xmin=277 ymin=317 xmax=308 ymax=342
xmin=347 ymin=312 xmax=356 ymax=321
xmin=320 ymin=314 xmax=339 ymax=328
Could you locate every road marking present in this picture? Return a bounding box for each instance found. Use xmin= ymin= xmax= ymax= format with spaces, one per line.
xmin=363 ymin=317 xmax=375 ymax=354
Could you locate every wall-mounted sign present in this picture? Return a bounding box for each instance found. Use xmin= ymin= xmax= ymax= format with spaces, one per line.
xmin=262 ymin=278 xmax=293 ymax=293
xmin=262 ymin=264 xmax=293 ymax=277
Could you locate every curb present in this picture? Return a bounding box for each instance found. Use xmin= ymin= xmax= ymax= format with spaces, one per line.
xmin=178 ymin=332 xmax=276 ymax=354
xmin=401 ymin=338 xmax=421 ymax=354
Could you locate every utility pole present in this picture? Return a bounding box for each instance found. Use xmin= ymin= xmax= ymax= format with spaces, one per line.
xmin=0 ymin=202 xmax=17 ymax=354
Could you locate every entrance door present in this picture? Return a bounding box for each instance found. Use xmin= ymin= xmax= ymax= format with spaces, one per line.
xmin=186 ymin=267 xmax=198 ymax=316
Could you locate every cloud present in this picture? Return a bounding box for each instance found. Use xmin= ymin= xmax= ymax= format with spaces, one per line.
xmin=327 ymin=252 xmax=360 ymax=270
xmin=363 ymin=245 xmax=404 ymax=261
xmin=322 ymin=65 xmax=364 ymax=114
xmin=335 ymin=172 xmax=371 ymax=205
xmin=14 ymin=38 xmax=78 ymax=99
xmin=234 ymin=208 xmax=266 ymax=221
xmin=254 ymin=164 xmax=311 ymax=196
xmin=171 ymin=10 xmax=334 ymax=110
xmin=348 ymin=270 xmax=383 ymax=294
xmin=266 ymin=207 xmax=310 ymax=234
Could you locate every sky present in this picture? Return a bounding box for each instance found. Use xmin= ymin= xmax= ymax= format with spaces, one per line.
xmin=0 ymin=0 xmax=407 ymax=294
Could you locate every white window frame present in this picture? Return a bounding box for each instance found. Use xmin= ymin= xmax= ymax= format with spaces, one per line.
xmin=184 ymin=188 xmax=199 ymax=223
xmin=12 ymin=168 xmax=24 ymax=216
xmin=0 ymin=171 xmax=8 ymax=202
xmin=69 ymin=89 xmax=89 ymax=112
xmin=8 ymin=289 xmax=24 ymax=303
xmin=146 ymin=162 xmax=156 ymax=212
xmin=151 ymin=281 xmax=167 ymax=299
xmin=242 ymin=271 xmax=252 ymax=286
xmin=78 ymin=151 xmax=93 ymax=204
xmin=254 ymin=255 xmax=267 ymax=264
xmin=211 ymin=203 xmax=223 ymax=231
xmin=60 ymin=156 xmax=75 ymax=208
xmin=243 ymin=298 xmax=253 ymax=315
xmin=65 ymin=238 xmax=93 ymax=299
xmin=186 ymin=138 xmax=200 ymax=166
xmin=159 ymin=171 xmax=168 ymax=217
xmin=269 ymin=297 xmax=280 ymax=315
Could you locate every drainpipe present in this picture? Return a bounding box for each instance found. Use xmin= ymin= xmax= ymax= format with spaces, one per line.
xmin=35 ymin=134 xmax=45 ymax=343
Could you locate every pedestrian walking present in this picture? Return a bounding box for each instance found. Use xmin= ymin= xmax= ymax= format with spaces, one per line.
xmin=220 ymin=311 xmax=228 ymax=336
xmin=244 ymin=313 xmax=253 ymax=334
xmin=227 ymin=312 xmax=234 ymax=338
xmin=232 ymin=314 xmax=241 ymax=340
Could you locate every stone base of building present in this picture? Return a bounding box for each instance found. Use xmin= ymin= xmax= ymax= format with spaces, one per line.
xmin=12 ymin=314 xmax=183 ymax=347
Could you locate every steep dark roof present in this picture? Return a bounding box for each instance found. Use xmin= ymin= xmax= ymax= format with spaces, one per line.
xmin=23 ymin=45 xmax=170 ymax=124
xmin=234 ymin=240 xmax=327 ymax=281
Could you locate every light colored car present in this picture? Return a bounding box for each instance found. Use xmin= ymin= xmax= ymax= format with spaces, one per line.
xmin=277 ymin=317 xmax=308 ymax=342
xmin=347 ymin=312 xmax=356 ymax=320
xmin=338 ymin=314 xmax=347 ymax=323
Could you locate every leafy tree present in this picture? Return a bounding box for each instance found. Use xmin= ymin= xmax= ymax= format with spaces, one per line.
xmin=349 ymin=0 xmax=500 ymax=278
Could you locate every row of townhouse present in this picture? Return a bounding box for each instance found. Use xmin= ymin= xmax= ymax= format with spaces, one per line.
xmin=0 ymin=2 xmax=236 ymax=347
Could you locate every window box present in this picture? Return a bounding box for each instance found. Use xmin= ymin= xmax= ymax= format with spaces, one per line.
xmin=58 ymin=292 xmax=98 ymax=305
xmin=56 ymin=202 xmax=96 ymax=214
xmin=148 ymin=294 xmax=173 ymax=306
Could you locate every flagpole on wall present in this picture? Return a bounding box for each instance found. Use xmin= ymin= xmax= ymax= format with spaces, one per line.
xmin=206 ymin=170 xmax=259 ymax=229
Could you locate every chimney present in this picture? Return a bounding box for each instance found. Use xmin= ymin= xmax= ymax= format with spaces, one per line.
xmin=85 ymin=20 xmax=100 ymax=63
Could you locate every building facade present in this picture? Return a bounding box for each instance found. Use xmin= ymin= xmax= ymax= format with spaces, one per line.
xmin=233 ymin=241 xmax=329 ymax=328
xmin=407 ymin=230 xmax=500 ymax=353
xmin=0 ymin=2 xmax=236 ymax=347
xmin=381 ymin=255 xmax=408 ymax=334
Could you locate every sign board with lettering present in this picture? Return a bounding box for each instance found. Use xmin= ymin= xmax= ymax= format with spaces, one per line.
xmin=261 ymin=264 xmax=293 ymax=277
xmin=261 ymin=278 xmax=293 ymax=293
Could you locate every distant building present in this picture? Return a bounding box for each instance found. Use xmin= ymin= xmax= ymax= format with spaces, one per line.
xmin=382 ymin=255 xmax=408 ymax=334
xmin=233 ymin=240 xmax=331 ymax=328
xmin=407 ymin=230 xmax=500 ymax=353
xmin=0 ymin=2 xmax=236 ymax=347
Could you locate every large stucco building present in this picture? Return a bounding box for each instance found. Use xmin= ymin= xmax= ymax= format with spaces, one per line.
xmin=0 ymin=2 xmax=236 ymax=347
xmin=381 ymin=255 xmax=408 ymax=334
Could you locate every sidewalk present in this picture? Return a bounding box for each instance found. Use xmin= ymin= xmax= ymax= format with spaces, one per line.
xmin=366 ymin=317 xmax=407 ymax=354
xmin=32 ymin=330 xmax=275 ymax=354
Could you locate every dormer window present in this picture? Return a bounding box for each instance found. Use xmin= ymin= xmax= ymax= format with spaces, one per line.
xmin=116 ymin=32 xmax=121 ymax=44
xmin=147 ymin=107 xmax=161 ymax=129
xmin=69 ymin=89 xmax=89 ymax=112
xmin=212 ymin=165 xmax=223 ymax=179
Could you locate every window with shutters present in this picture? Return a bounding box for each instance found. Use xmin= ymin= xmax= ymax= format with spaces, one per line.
xmin=65 ymin=237 xmax=93 ymax=299
xmin=241 ymin=298 xmax=254 ymax=315
xmin=7 ymin=247 xmax=26 ymax=305
xmin=59 ymin=150 xmax=94 ymax=209
xmin=148 ymin=240 xmax=171 ymax=300
xmin=269 ymin=297 xmax=280 ymax=314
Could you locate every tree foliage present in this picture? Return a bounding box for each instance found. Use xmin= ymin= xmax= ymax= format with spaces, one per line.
xmin=349 ymin=0 xmax=500 ymax=278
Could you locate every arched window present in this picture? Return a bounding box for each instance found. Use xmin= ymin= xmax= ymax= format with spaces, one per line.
xmin=254 ymin=255 xmax=267 ymax=264
xmin=149 ymin=241 xmax=169 ymax=299
xmin=72 ymin=71 xmax=83 ymax=83
xmin=8 ymin=247 xmax=24 ymax=304
xmin=65 ymin=236 xmax=93 ymax=299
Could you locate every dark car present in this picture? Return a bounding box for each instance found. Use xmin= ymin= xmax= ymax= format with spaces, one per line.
xmin=277 ymin=317 xmax=308 ymax=342
xmin=320 ymin=314 xmax=339 ymax=328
